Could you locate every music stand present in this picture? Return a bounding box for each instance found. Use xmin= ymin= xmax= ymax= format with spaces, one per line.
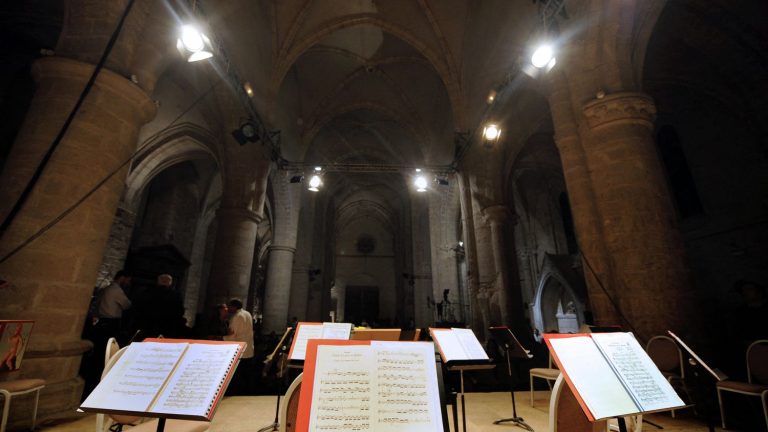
xmin=668 ymin=331 xmax=724 ymax=432
xmin=257 ymin=327 xmax=294 ymax=432
xmin=489 ymin=326 xmax=534 ymax=431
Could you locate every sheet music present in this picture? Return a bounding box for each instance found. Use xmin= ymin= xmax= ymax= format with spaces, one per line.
xmin=372 ymin=341 xmax=443 ymax=432
xmin=453 ymin=328 xmax=489 ymax=360
xmin=592 ymin=333 xmax=684 ymax=412
xmin=548 ymin=336 xmax=637 ymax=420
xmin=310 ymin=345 xmax=374 ymax=432
xmin=82 ymin=342 xmax=187 ymax=412
xmin=151 ymin=343 xmax=241 ymax=416
xmin=307 ymin=342 xmax=442 ymax=432
xmin=321 ymin=322 xmax=353 ymax=339
xmin=430 ymin=330 xmax=466 ymax=362
xmin=291 ymin=324 xmax=324 ymax=360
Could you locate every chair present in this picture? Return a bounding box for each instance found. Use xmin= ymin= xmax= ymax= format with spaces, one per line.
xmin=0 ymin=378 xmax=45 ymax=432
xmin=716 ymin=339 xmax=768 ymax=430
xmin=279 ymin=373 xmax=303 ymax=432
xmin=529 ymin=353 xmax=560 ymax=406
xmin=104 ymin=337 xmax=120 ymax=367
xmin=646 ymin=335 xmax=685 ymax=417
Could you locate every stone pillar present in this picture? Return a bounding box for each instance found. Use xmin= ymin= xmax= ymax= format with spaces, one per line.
xmin=547 ymin=71 xmax=620 ymax=326
xmin=205 ymin=207 xmax=261 ymax=306
xmin=581 ymin=92 xmax=694 ymax=339
xmin=262 ymin=245 xmax=297 ymax=333
xmin=0 ymin=56 xmax=155 ymax=419
xmin=95 ymin=203 xmax=137 ymax=286
xmin=482 ymin=205 xmax=512 ymax=326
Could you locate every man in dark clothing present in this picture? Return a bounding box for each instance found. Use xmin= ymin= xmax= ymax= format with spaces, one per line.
xmin=133 ymin=274 xmax=186 ymax=339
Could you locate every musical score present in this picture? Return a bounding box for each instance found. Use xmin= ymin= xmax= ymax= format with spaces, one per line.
xmin=307 ymin=342 xmax=443 ymax=432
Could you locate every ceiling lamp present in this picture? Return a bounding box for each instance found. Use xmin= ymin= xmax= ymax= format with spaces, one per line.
xmin=232 ymin=121 xmax=259 ymax=145
xmin=177 ymin=24 xmax=213 ymax=62
xmin=482 ymin=124 xmax=502 ymax=148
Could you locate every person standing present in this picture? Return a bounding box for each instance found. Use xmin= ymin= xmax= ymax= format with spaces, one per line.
xmin=96 ymin=270 xmax=132 ymax=340
xmin=224 ymin=298 xmax=254 ymax=394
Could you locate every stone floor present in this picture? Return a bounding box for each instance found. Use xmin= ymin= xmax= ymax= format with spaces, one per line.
xmin=36 ymin=391 xmax=725 ymax=432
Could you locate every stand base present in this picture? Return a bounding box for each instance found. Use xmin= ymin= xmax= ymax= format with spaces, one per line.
xmin=494 ymin=416 xmax=534 ymax=431
xmin=256 ymin=422 xmax=279 ymax=432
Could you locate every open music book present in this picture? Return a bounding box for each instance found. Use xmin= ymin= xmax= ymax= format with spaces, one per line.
xmin=429 ymin=328 xmax=489 ymax=363
xmin=545 ymin=332 xmax=685 ymax=421
xmin=80 ymin=339 xmax=244 ymax=421
xmin=287 ymin=322 xmax=352 ymax=361
xmin=296 ymin=339 xmax=444 ymax=432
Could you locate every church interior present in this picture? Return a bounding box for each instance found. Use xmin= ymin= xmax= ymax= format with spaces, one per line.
xmin=1 ymin=0 xmax=767 ymax=430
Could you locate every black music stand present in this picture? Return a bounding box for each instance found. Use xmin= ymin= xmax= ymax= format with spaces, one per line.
xmin=489 ymin=326 xmax=534 ymax=431
xmin=258 ymin=327 xmax=294 ymax=432
xmin=667 ymin=331 xmax=723 ymax=432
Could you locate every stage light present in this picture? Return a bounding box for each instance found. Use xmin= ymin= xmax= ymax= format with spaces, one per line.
xmin=414 ymin=173 xmax=428 ymax=192
xmin=308 ymin=174 xmax=322 ymax=192
xmin=435 ymin=177 xmax=449 ymax=186
xmin=231 ymin=122 xmax=259 ymax=145
xmin=482 ymin=124 xmax=502 ymax=148
xmin=244 ymin=82 xmax=254 ymax=97
xmin=177 ymin=24 xmax=213 ymax=62
xmin=290 ymin=175 xmax=304 ymax=183
xmin=531 ymin=44 xmax=556 ymax=70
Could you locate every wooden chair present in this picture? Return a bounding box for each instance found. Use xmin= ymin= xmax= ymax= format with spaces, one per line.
xmin=279 ymin=373 xmax=303 ymax=432
xmin=529 ymin=353 xmax=560 ymax=406
xmin=0 ymin=378 xmax=45 ymax=432
xmin=717 ymin=339 xmax=768 ymax=430
xmin=646 ymin=335 xmax=686 ymax=417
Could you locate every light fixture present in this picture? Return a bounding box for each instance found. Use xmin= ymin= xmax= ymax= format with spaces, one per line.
xmin=289 ymin=175 xmax=304 ymax=183
xmin=487 ymin=90 xmax=497 ymax=104
xmin=482 ymin=123 xmax=502 ymax=148
xmin=308 ymin=174 xmax=323 ymax=192
xmin=435 ymin=177 xmax=449 ymax=186
xmin=244 ymin=82 xmax=254 ymax=97
xmin=231 ymin=121 xmax=259 ymax=145
xmin=176 ymin=24 xmax=214 ymax=62
xmin=414 ymin=170 xmax=428 ymax=192
xmin=531 ymin=43 xmax=556 ymax=70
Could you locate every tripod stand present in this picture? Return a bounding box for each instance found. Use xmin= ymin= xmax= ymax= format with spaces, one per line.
xmin=490 ymin=326 xmax=534 ymax=431
xmin=257 ymin=327 xmax=293 ymax=432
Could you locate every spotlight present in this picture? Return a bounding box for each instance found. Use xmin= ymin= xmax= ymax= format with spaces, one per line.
xmin=176 ymin=24 xmax=214 ymax=62
xmin=244 ymin=82 xmax=254 ymax=97
xmin=231 ymin=122 xmax=259 ymax=145
xmin=414 ymin=174 xmax=428 ymax=192
xmin=290 ymin=175 xmax=304 ymax=184
xmin=531 ymin=44 xmax=556 ymax=70
xmin=435 ymin=177 xmax=449 ymax=186
xmin=308 ymin=174 xmax=322 ymax=192
xmin=482 ymin=124 xmax=501 ymax=148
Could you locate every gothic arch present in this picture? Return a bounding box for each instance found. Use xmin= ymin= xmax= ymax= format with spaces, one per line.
xmin=531 ymin=257 xmax=585 ymax=334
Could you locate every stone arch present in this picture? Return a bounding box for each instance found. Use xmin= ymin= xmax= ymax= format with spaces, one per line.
xmin=124 ymin=123 xmax=220 ymax=211
xmin=531 ymin=256 xmax=585 ymax=334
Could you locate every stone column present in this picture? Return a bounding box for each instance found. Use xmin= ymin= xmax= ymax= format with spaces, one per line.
xmin=205 ymin=207 xmax=261 ymax=306
xmin=581 ymin=92 xmax=694 ymax=339
xmin=262 ymin=245 xmax=297 ymax=333
xmin=547 ymin=71 xmax=620 ymax=326
xmin=0 ymin=56 xmax=155 ymax=419
xmin=482 ymin=205 xmax=512 ymax=326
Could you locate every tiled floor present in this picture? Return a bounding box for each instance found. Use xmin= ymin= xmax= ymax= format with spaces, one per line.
xmin=37 ymin=391 xmax=719 ymax=432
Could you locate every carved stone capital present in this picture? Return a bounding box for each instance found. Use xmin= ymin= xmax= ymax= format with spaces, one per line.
xmin=582 ymin=92 xmax=656 ymax=130
xmin=216 ymin=206 xmax=262 ymax=224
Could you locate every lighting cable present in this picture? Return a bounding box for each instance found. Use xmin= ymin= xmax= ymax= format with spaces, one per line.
xmin=0 ymin=80 xmax=220 ymax=266
xmin=0 ymin=0 xmax=137 ymax=236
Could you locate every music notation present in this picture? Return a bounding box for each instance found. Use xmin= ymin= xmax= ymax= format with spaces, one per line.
xmin=306 ymin=342 xmax=443 ymax=432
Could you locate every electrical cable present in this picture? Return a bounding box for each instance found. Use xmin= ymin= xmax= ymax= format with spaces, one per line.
xmin=0 ymin=80 xmax=220 ymax=266
xmin=0 ymin=0 xmax=137 ymax=236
